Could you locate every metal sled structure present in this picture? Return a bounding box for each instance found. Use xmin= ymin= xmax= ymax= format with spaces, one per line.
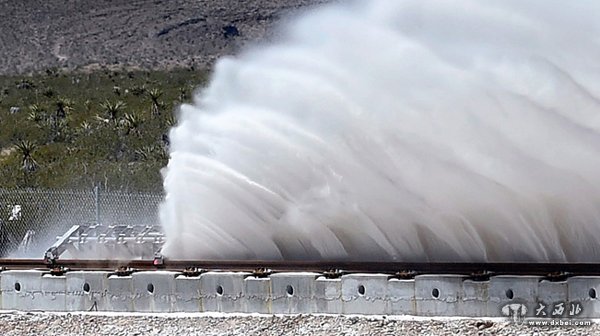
xmin=44 ymin=224 xmax=164 ymax=262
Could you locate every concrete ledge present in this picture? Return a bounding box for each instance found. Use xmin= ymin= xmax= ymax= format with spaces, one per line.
xmin=538 ymin=280 xmax=567 ymax=305
xmin=388 ymin=278 xmax=415 ymax=315
xmin=415 ymin=275 xmax=465 ymax=316
xmin=201 ymin=271 xmax=249 ymax=313
xmin=342 ymin=274 xmax=389 ymax=315
xmin=174 ymin=274 xmax=201 ymax=312
xmin=0 ymin=270 xmax=82 ymax=311
xmin=315 ymin=276 xmax=342 ymax=314
xmin=271 ymin=272 xmax=319 ymax=314
xmin=489 ymin=275 xmax=541 ymax=317
xmin=133 ymin=271 xmax=178 ymax=312
xmin=40 ymin=274 xmax=67 ymax=311
xmin=66 ymin=271 xmax=109 ymax=311
xmin=567 ymin=276 xmax=600 ymax=318
xmin=0 ymin=270 xmax=598 ymax=317
xmin=244 ymin=275 xmax=271 ymax=313
xmin=106 ymin=275 xmax=133 ymax=312
xmin=461 ymin=279 xmax=487 ymax=317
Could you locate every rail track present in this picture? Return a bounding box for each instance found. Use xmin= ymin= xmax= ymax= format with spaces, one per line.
xmin=1 ymin=259 xmax=600 ymax=278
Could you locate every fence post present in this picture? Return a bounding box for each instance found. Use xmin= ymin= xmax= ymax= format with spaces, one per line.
xmin=94 ymin=186 xmax=100 ymax=224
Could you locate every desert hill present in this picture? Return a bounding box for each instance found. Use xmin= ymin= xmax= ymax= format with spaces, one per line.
xmin=0 ymin=0 xmax=328 ymax=75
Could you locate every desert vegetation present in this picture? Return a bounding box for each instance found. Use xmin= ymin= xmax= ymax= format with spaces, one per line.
xmin=0 ymin=0 xmax=330 ymax=191
xmin=0 ymin=67 xmax=208 ymax=191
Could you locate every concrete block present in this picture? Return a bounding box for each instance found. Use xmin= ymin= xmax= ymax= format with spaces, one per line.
xmin=66 ymin=271 xmax=109 ymax=311
xmin=174 ymin=275 xmax=202 ymax=312
xmin=387 ymin=278 xmax=415 ymax=315
xmin=342 ymin=274 xmax=388 ymax=315
xmin=567 ymin=276 xmax=600 ymax=318
xmin=460 ymin=280 xmax=488 ymax=317
xmin=132 ymin=271 xmax=178 ymax=312
xmin=244 ymin=276 xmax=271 ymax=314
xmin=38 ymin=274 xmax=67 ymax=311
xmin=489 ymin=275 xmax=540 ymax=317
xmin=271 ymin=272 xmax=319 ymax=314
xmin=0 ymin=270 xmax=69 ymax=311
xmin=315 ymin=276 xmax=342 ymax=314
xmin=106 ymin=275 xmax=133 ymax=312
xmin=533 ymin=280 xmax=568 ymax=319
xmin=538 ymin=280 xmax=567 ymax=304
xmin=415 ymin=275 xmax=465 ymax=316
xmin=1 ymin=271 xmax=40 ymax=311
xmin=201 ymin=272 xmax=249 ymax=313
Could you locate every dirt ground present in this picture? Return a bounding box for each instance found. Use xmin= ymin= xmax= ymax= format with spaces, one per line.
xmin=0 ymin=0 xmax=329 ymax=75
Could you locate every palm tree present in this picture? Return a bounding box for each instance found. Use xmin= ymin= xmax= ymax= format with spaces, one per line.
xmin=165 ymin=114 xmax=176 ymax=128
xmin=27 ymin=104 xmax=45 ymax=124
xmin=45 ymin=97 xmax=74 ymax=142
xmin=83 ymin=99 xmax=93 ymax=112
xmin=178 ymin=86 xmax=188 ymax=101
xmin=79 ymin=121 xmax=93 ymax=135
xmin=16 ymin=79 xmax=33 ymax=90
xmin=130 ymin=85 xmax=146 ymax=97
xmin=135 ymin=144 xmax=167 ymax=162
xmin=14 ymin=140 xmax=38 ymax=174
xmin=121 ymin=112 xmax=142 ymax=136
xmin=134 ymin=145 xmax=155 ymax=161
xmin=147 ymin=88 xmax=163 ymax=116
xmin=100 ymin=100 xmax=126 ymax=122
xmin=55 ymin=97 xmax=73 ymax=119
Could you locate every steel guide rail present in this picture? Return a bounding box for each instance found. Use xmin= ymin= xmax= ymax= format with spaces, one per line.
xmin=0 ymin=259 xmax=600 ymax=277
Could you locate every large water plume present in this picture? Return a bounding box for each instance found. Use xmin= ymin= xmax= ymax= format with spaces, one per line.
xmin=160 ymin=0 xmax=600 ymax=262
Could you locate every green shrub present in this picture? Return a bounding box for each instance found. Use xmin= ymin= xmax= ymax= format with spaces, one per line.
xmin=0 ymin=68 xmax=208 ymax=191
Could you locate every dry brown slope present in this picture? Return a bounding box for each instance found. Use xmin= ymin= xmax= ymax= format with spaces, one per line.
xmin=0 ymin=0 xmax=329 ymax=75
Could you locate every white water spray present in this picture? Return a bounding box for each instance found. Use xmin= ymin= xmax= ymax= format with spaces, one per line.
xmin=160 ymin=0 xmax=600 ymax=262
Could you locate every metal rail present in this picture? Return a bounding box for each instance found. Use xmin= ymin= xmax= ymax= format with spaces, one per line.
xmin=1 ymin=259 xmax=600 ymax=277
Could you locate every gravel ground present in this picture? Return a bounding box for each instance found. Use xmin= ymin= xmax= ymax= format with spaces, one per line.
xmin=0 ymin=312 xmax=597 ymax=336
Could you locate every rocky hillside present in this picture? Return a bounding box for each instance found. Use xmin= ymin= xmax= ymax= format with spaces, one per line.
xmin=0 ymin=0 xmax=329 ymax=75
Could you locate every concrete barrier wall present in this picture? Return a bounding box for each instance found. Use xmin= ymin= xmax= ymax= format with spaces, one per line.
xmin=342 ymin=274 xmax=389 ymax=315
xmin=174 ymin=274 xmax=201 ymax=312
xmin=66 ymin=271 xmax=109 ymax=311
xmin=0 ymin=270 xmax=599 ymax=317
xmin=567 ymin=277 xmax=600 ymax=318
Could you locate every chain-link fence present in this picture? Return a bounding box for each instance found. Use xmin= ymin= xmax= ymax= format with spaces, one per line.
xmin=0 ymin=188 xmax=163 ymax=258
